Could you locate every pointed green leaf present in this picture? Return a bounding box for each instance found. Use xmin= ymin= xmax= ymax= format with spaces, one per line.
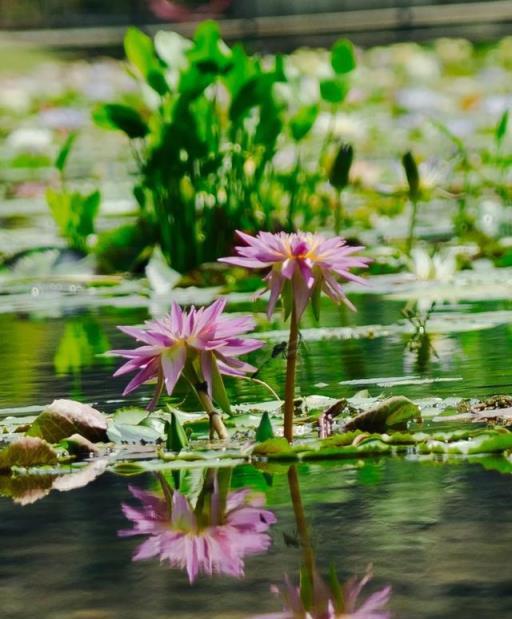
xmin=125 ymin=28 xmax=155 ymax=77
xmin=55 ymin=132 xmax=77 ymax=173
xmin=328 ymin=563 xmax=345 ymax=612
xmin=255 ymin=412 xmax=275 ymax=442
xmin=496 ymin=110 xmax=509 ymax=145
xmin=299 ymin=566 xmax=314 ymax=611
xmin=165 ymin=412 xmax=189 ymax=453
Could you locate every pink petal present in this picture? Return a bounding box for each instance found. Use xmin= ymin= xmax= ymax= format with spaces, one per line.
xmin=161 ymin=345 xmax=187 ymax=395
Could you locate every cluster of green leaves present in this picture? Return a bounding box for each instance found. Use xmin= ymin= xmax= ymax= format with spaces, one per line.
xmin=94 ymin=22 xmax=357 ymax=273
xmin=46 ymin=133 xmax=101 ymax=254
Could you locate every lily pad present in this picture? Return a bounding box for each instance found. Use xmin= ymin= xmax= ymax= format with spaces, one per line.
xmin=27 ymin=399 xmax=108 ymax=443
xmin=0 ymin=437 xmax=58 ymax=470
xmin=343 ymin=396 xmax=420 ymax=433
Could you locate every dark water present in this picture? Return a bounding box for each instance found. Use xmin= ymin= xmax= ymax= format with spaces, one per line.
xmin=2 ymin=294 xmax=512 ymax=412
xmin=1 ymin=459 xmax=512 ymax=618
xmin=1 ymin=294 xmax=512 ymax=618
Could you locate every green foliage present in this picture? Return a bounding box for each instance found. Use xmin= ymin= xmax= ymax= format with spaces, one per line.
xmin=165 ymin=412 xmax=189 ymax=453
xmin=320 ymin=78 xmax=349 ymax=104
xmin=46 ymin=187 xmax=100 ymax=253
xmin=495 ymin=109 xmax=509 ymax=146
xmin=55 ymin=132 xmax=77 ymax=173
xmin=93 ymin=23 xmax=356 ymax=273
xmin=93 ymin=103 xmax=149 ymax=138
xmin=290 ymin=104 xmax=319 ymax=142
xmin=331 ymin=38 xmax=356 ymax=74
xmin=255 ymin=411 xmax=275 ymax=442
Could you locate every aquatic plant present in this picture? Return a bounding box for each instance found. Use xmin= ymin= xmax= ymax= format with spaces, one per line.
xmin=220 ymin=231 xmax=369 ymax=442
xmin=109 ymin=298 xmax=262 ymax=439
xmin=46 ymin=133 xmax=101 ymax=254
xmin=94 ymin=22 xmax=356 ymax=273
xmin=119 ymin=470 xmax=276 ymax=582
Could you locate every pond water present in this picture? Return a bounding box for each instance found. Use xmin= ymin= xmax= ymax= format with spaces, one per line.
xmin=1 ymin=291 xmax=512 ymax=617
xmin=1 ymin=459 xmax=512 ymax=618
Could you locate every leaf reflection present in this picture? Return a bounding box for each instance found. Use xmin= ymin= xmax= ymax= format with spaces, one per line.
xmin=119 ymin=468 xmax=277 ymax=582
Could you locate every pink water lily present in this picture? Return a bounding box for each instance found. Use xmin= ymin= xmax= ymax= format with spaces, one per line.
xmin=119 ymin=482 xmax=276 ymax=583
xmin=253 ymin=566 xmax=391 ymax=619
xmin=110 ymin=297 xmax=262 ymax=404
xmin=220 ymin=231 xmax=369 ymax=319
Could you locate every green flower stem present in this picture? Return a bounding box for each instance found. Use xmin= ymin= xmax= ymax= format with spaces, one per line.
xmin=146 ymin=370 xmax=164 ymax=412
xmin=406 ymin=197 xmax=419 ymax=256
xmin=284 ymin=304 xmax=299 ymax=443
xmin=156 ymin=472 xmax=174 ymax=514
xmin=334 ymin=189 xmax=343 ymax=236
xmin=288 ymin=465 xmax=315 ymax=579
xmin=190 ymin=381 xmax=229 ymax=441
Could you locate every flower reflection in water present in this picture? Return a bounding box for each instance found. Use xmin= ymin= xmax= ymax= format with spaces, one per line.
xmin=119 ymin=469 xmax=277 ymax=583
xmin=255 ymin=566 xmax=391 ymax=619
xmin=254 ymin=466 xmax=391 ymax=619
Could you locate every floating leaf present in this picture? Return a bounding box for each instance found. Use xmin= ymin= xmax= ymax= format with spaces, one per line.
xmin=252 ymin=438 xmax=293 ymax=457
xmin=343 ymin=396 xmax=420 ymax=433
xmin=27 ymin=399 xmax=108 ymax=443
xmin=107 ymin=422 xmax=162 ymax=445
xmin=113 ymin=407 xmax=149 ymax=426
xmin=0 ymin=437 xmax=58 ymax=471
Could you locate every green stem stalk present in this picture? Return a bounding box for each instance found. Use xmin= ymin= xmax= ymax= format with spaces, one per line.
xmin=146 ymin=370 xmax=164 ymax=412
xmin=287 ymin=465 xmax=315 ymax=578
xmin=283 ymin=304 xmax=299 ymax=443
xmin=334 ymin=189 xmax=343 ymax=236
xmin=195 ymin=386 xmax=229 ymax=441
xmin=406 ymin=197 xmax=418 ymax=256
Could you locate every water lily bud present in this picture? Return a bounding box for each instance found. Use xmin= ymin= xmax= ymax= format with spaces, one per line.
xmin=402 ymin=151 xmax=420 ymax=200
xmin=329 ymin=143 xmax=354 ymax=190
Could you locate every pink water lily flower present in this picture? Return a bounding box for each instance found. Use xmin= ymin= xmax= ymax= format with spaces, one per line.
xmin=119 ymin=484 xmax=276 ymax=583
xmin=220 ymin=231 xmax=369 ymax=319
xmin=253 ymin=567 xmax=391 ymax=619
xmin=109 ymin=298 xmax=262 ymax=401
